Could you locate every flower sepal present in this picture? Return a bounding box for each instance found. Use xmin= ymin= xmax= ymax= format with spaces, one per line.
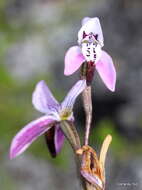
xmin=60 ymin=120 xmax=81 ymax=152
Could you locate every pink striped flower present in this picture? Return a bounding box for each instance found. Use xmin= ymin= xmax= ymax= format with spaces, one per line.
xmin=64 ymin=17 xmax=116 ymax=91
xmin=10 ymin=80 xmax=86 ymax=159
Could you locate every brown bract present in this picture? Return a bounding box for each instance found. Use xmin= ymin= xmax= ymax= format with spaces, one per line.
xmin=76 ymin=135 xmax=112 ymax=190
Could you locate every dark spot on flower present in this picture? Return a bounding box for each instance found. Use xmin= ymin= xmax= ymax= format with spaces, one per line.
xmin=83 ymin=31 xmax=87 ymax=39
xmin=94 ymin=34 xmax=98 ymax=40
xmin=44 ymin=126 xmax=57 ymax=158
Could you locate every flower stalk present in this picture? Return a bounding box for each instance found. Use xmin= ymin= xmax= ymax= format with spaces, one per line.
xmin=60 ymin=121 xmax=88 ymax=190
xmin=82 ymin=85 xmax=92 ymax=146
xmin=80 ymin=61 xmax=93 ymax=146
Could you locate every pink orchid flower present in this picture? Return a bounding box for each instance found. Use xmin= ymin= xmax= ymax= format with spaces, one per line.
xmin=64 ymin=17 xmax=116 ymax=91
xmin=10 ymin=79 xmax=86 ymax=159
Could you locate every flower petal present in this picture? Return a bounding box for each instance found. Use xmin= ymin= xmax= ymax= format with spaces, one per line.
xmin=10 ymin=116 xmax=55 ymax=159
xmin=61 ymin=79 xmax=86 ymax=111
xmin=96 ymin=50 xmax=116 ymax=92
xmin=44 ymin=124 xmax=65 ymax=157
xmin=64 ymin=46 xmax=85 ymax=75
xmin=54 ymin=124 xmax=65 ymax=154
xmin=32 ymin=80 xmax=59 ymax=114
xmin=78 ymin=17 xmax=104 ymax=46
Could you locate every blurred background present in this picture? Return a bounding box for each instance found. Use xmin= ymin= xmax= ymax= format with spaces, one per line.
xmin=0 ymin=0 xmax=142 ymax=189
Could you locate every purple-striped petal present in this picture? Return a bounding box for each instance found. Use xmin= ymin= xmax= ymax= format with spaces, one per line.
xmin=54 ymin=124 xmax=65 ymax=154
xmin=78 ymin=17 xmax=104 ymax=46
xmin=61 ymin=80 xmax=86 ymax=111
xmin=32 ymin=80 xmax=59 ymax=114
xmin=64 ymin=46 xmax=85 ymax=76
xmin=96 ymin=50 xmax=116 ymax=92
xmin=10 ymin=116 xmax=55 ymax=159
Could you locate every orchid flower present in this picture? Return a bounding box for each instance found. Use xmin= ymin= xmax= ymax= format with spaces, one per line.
xmin=76 ymin=135 xmax=112 ymax=190
xmin=64 ymin=17 xmax=116 ymax=91
xmin=10 ymin=79 xmax=86 ymax=159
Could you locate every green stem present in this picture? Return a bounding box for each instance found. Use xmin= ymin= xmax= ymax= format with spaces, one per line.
xmin=60 ymin=121 xmax=87 ymax=190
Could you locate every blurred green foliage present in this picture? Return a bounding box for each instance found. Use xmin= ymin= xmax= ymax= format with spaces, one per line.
xmin=89 ymin=118 xmax=142 ymax=159
xmin=0 ymin=167 xmax=18 ymax=190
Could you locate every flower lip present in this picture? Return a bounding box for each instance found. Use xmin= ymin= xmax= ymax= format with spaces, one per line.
xmin=44 ymin=124 xmax=65 ymax=157
xmin=81 ymin=38 xmax=102 ymax=63
xmin=78 ymin=17 xmax=104 ymax=46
